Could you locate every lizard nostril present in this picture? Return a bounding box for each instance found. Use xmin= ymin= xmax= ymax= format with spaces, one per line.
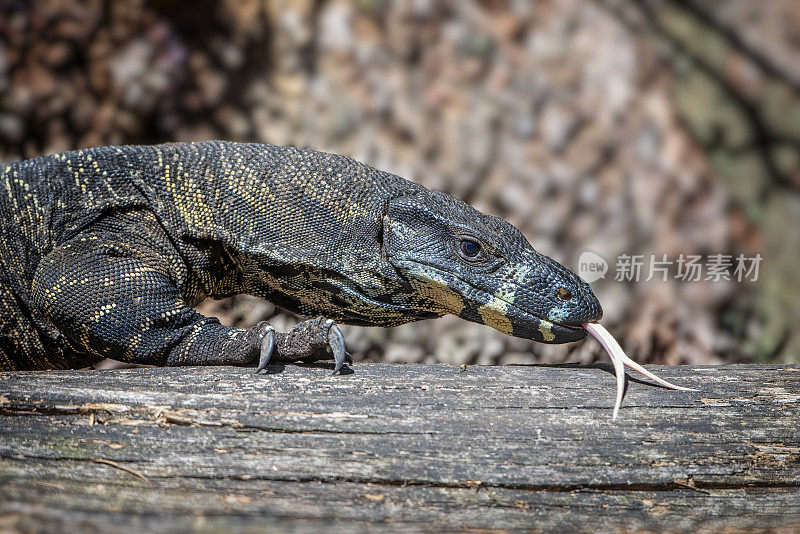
xmin=556 ymin=287 xmax=572 ymax=302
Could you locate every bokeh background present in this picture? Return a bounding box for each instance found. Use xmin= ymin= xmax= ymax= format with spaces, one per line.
xmin=1 ymin=0 xmax=799 ymax=366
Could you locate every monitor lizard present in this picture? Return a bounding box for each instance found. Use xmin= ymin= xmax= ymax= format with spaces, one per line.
xmin=0 ymin=140 xmax=603 ymax=372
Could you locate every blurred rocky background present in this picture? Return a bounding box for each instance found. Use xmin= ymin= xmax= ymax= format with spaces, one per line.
xmin=1 ymin=0 xmax=799 ymax=366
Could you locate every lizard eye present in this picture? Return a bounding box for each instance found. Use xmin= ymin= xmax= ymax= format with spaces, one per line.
xmin=458 ymin=239 xmax=482 ymax=259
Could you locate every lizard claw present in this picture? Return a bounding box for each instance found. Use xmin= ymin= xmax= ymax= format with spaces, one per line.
xmin=327 ymin=322 xmax=347 ymax=375
xmin=252 ymin=318 xmax=351 ymax=374
xmin=253 ymin=325 xmax=275 ymax=374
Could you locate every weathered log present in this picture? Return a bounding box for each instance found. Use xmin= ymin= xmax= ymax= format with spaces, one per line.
xmin=0 ymin=363 xmax=798 ymax=532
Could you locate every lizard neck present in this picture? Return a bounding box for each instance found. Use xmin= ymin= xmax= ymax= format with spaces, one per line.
xmin=146 ymin=141 xmax=435 ymax=325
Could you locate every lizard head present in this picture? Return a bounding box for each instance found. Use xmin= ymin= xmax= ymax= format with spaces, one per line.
xmin=383 ymin=191 xmax=602 ymax=343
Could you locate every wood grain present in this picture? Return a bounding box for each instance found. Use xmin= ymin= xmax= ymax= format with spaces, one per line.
xmin=1 ymin=363 xmax=798 ymax=532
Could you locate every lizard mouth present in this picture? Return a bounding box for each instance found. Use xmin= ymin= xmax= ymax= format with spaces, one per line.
xmin=390 ymin=258 xmax=591 ymax=343
xmin=548 ymin=318 xmax=587 ymax=331
xmin=465 ymin=289 xmax=588 ymax=343
xmin=528 ymin=316 xmax=588 ymax=343
xmin=474 ymin=292 xmax=587 ymax=343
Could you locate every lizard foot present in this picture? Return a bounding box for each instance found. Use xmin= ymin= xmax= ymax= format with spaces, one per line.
xmin=254 ymin=317 xmax=352 ymax=375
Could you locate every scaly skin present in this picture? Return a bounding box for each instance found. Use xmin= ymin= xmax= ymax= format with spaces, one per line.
xmin=0 ymin=141 xmax=602 ymax=371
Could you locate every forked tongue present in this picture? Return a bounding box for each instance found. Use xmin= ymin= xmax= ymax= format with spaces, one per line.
xmin=582 ymin=322 xmax=697 ymax=421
